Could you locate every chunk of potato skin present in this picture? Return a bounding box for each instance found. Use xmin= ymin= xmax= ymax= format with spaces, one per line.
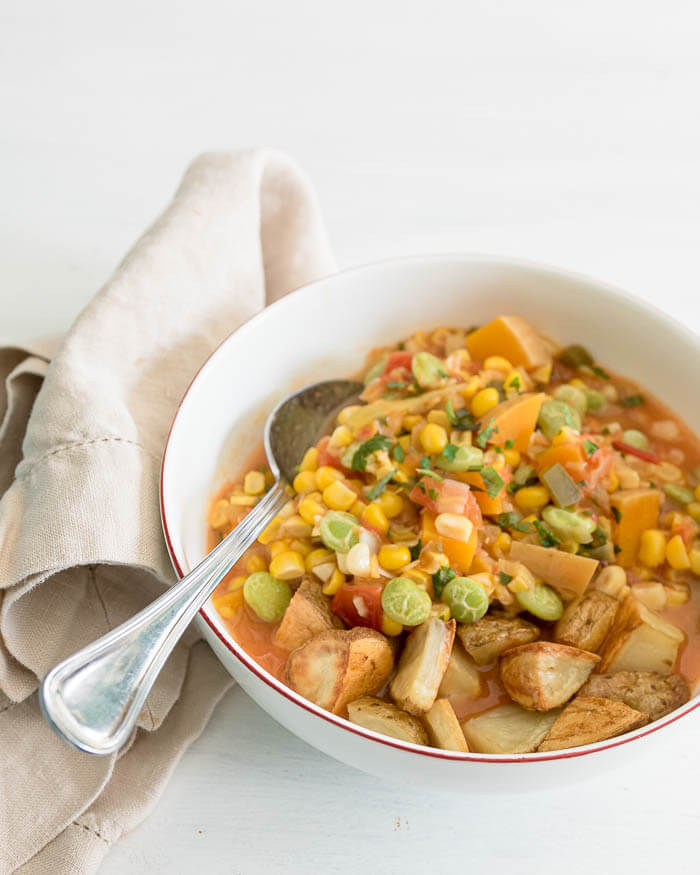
xmin=286 ymin=628 xmax=394 ymax=716
xmin=500 ymin=641 xmax=600 ymax=711
xmin=598 ymin=596 xmax=685 ymax=675
xmin=553 ymin=590 xmax=619 ymax=653
xmin=347 ymin=696 xmax=429 ymax=746
xmin=462 ymin=703 xmax=560 ymax=754
xmin=538 ymin=696 xmax=648 ymax=751
xmin=457 ymin=613 xmax=540 ymax=666
xmin=423 ymin=699 xmax=470 ymax=752
xmin=390 ymin=618 xmax=456 ymax=715
xmin=579 ymin=671 xmax=690 ymax=722
xmin=274 ymin=577 xmax=343 ymax=651
xmin=508 ymin=540 xmax=599 ymax=599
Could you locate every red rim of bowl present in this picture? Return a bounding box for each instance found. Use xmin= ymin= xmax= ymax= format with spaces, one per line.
xmin=159 ymin=254 xmax=700 ymax=765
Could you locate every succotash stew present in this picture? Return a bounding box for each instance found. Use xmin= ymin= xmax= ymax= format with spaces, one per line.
xmin=207 ymin=316 xmax=700 ymax=754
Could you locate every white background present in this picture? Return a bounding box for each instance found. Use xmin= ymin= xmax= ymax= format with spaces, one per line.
xmin=2 ymin=1 xmax=699 ymax=872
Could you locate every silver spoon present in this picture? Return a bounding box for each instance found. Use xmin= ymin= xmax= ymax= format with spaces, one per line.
xmin=40 ymin=379 xmax=363 ymax=755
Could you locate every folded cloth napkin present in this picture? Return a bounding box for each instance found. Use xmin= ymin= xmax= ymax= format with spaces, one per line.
xmin=0 ymin=149 xmax=335 ymax=873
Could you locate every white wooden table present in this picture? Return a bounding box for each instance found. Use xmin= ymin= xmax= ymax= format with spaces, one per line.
xmin=2 ymin=1 xmax=699 ymax=872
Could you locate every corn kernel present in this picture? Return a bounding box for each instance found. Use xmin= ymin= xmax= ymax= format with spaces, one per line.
xmin=362 ymin=502 xmax=389 ymax=534
xmin=503 ymin=448 xmax=520 ymax=468
xmin=569 ymin=378 xmax=587 ymax=389
xmin=638 ymin=529 xmax=667 ymax=567
xmin=393 ymin=463 xmax=413 ymax=484
xmin=243 ymin=470 xmax=266 ymax=496
xmin=470 ymin=387 xmax=500 ymax=418
xmin=257 ymin=516 xmax=282 ymax=545
xmin=337 ymin=405 xmax=362 ymax=426
xmin=605 ymin=469 xmax=620 ymax=493
xmin=514 ymin=486 xmax=549 ymax=512
xmin=690 ymin=547 xmax=700 ymax=576
xmin=329 ymin=425 xmax=353 ymax=448
xmin=293 ymin=470 xmax=317 ymax=494
xmin=397 ymin=434 xmax=412 ymax=452
xmin=503 ymin=371 xmax=523 ymax=394
xmin=378 ymin=544 xmax=412 ymax=570
xmin=430 ymin=603 xmax=451 ymax=621
xmin=229 ymin=494 xmax=257 ymax=506
xmin=246 ymin=555 xmax=267 ymax=574
xmin=381 ymin=613 xmax=404 ymax=636
xmin=299 ymin=446 xmax=319 ymax=472
xmin=289 ymin=538 xmax=313 ymax=557
xmin=322 ymin=567 xmax=346 ymax=596
xmin=212 ymin=589 xmax=244 ymax=619
xmin=666 ymin=534 xmax=691 ymax=570
xmin=484 ymin=355 xmax=512 ymax=373
xmin=403 ymin=568 xmax=431 ymax=589
xmin=420 ymin=550 xmax=449 ymax=573
xmin=269 ymin=538 xmax=291 ymax=558
xmin=226 ymin=575 xmax=247 ymax=592
xmin=435 ymin=513 xmax=474 ymax=542
xmin=494 ymin=532 xmax=512 ymax=554
xmin=695 ymin=485 xmax=700 ymax=503
xmin=427 ymin=409 xmax=451 ymax=428
xmin=379 ymin=490 xmax=404 ymax=519
xmin=208 ymin=498 xmax=232 ymax=529
xmin=687 ymin=502 xmax=700 ymax=523
xmin=507 ymin=577 xmax=530 ymax=593
xmin=306 ymin=548 xmax=334 ymax=570
xmin=531 ymin=363 xmax=552 ymax=384
xmin=402 ymin=414 xmax=423 ymax=431
xmin=298 ymin=494 xmax=325 ymax=525
xmin=420 ymin=423 xmax=448 ymax=454
xmin=323 ymin=480 xmax=357 ymax=511
xmin=460 ymin=375 xmax=481 ymax=399
xmin=350 ymin=499 xmax=368 ymax=517
xmin=269 ymin=550 xmax=306 ymax=580
xmin=279 ymin=514 xmax=313 ymax=538
xmin=315 ymin=466 xmax=344 ymax=490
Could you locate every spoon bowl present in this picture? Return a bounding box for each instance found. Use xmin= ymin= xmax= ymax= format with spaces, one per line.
xmin=40 ymin=378 xmax=362 ymax=755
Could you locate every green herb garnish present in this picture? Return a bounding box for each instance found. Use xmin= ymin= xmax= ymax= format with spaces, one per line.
xmin=365 ymin=469 xmax=398 ymax=500
xmin=451 ymin=407 xmax=479 ymax=432
xmin=481 ymin=465 xmax=505 ymax=498
xmin=583 ymin=440 xmax=599 ymax=456
xmin=497 ymin=512 xmax=534 ymax=533
xmin=533 ymin=520 xmax=561 ymax=547
xmin=409 ymin=540 xmax=422 ymax=562
xmin=351 ymin=435 xmax=392 ymax=471
xmin=505 ymin=439 xmax=514 ymax=449
xmin=592 ymin=366 xmax=610 ymax=380
xmin=621 ymin=395 xmax=644 ymax=407
xmin=428 ymin=487 xmax=439 ymax=501
xmin=432 ymin=566 xmax=456 ymax=599
xmin=499 ymin=571 xmax=513 ymax=587
xmin=611 ymin=506 xmax=621 ymax=523
xmin=475 ymin=417 xmax=497 ymax=449
xmin=386 ymin=381 xmax=406 ymax=389
xmin=441 ymin=443 xmax=458 ymax=462
xmin=392 ymin=444 xmax=405 ymax=463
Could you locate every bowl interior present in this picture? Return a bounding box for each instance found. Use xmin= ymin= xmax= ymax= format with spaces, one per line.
xmin=160 ymin=255 xmax=700 ymax=758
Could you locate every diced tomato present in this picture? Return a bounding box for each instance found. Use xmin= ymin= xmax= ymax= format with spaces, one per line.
xmin=382 ymin=351 xmax=413 ymax=375
xmin=409 ymin=476 xmax=483 ymax=528
xmin=584 ymin=445 xmax=616 ymax=490
xmin=317 ymin=435 xmax=345 ymax=470
xmin=671 ymin=515 xmax=697 ymax=548
xmin=331 ymin=583 xmax=384 ymax=631
xmin=612 ymin=440 xmax=660 ymax=465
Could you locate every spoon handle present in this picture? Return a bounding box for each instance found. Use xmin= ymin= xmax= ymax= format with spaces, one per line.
xmin=40 ymin=480 xmax=289 ymax=755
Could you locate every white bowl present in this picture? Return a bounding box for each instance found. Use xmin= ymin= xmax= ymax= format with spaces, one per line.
xmin=160 ymin=255 xmax=700 ymax=791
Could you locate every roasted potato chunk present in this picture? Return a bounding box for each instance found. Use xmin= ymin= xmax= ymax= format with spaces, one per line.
xmin=500 ymin=642 xmax=600 ymax=710
xmin=437 ymin=639 xmax=483 ymax=700
xmin=578 ymin=671 xmax=690 ymax=722
xmin=457 ymin=613 xmax=540 ymax=666
xmin=423 ymin=699 xmax=469 ymax=752
xmin=553 ymin=590 xmax=618 ymax=653
xmin=390 ymin=618 xmax=456 ymax=715
xmin=286 ymin=628 xmax=394 ymax=716
xmin=274 ymin=577 xmax=342 ymax=650
xmin=462 ymin=703 xmax=560 ymax=754
xmin=538 ymin=696 xmax=648 ymax=751
xmin=347 ymin=696 xmax=429 ymax=745
xmin=598 ymin=597 xmax=685 ymax=675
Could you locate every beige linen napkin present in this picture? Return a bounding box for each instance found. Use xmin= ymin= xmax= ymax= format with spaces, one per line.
xmin=0 ymin=149 xmax=335 ymax=873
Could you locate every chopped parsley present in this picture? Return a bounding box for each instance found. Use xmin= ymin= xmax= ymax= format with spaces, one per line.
xmin=533 ymin=520 xmax=561 ymax=547
xmin=499 ymin=571 xmax=513 ymax=587
xmin=386 ymin=381 xmax=406 ymax=389
xmin=592 ymin=366 xmax=610 ymax=380
xmin=481 ymin=465 xmax=505 ymax=498
xmin=475 ymin=417 xmax=498 ymax=449
xmin=450 ymin=407 xmax=479 ymax=432
xmin=583 ymin=440 xmax=599 ymax=457
xmin=621 ymin=394 xmax=644 ymax=407
xmin=365 ymin=469 xmax=398 ymax=500
xmin=611 ymin=506 xmax=621 ymax=523
xmin=509 ymin=375 xmax=521 ymax=390
xmin=409 ymin=540 xmax=423 ymax=562
xmin=432 ymin=566 xmax=456 ymax=599
xmin=497 ymin=512 xmax=534 ymax=533
xmin=602 ymin=427 xmax=611 ymax=435
xmin=392 ymin=443 xmax=405 ymax=463
xmin=614 ymin=544 xmax=621 ymax=554
xmin=428 ymin=487 xmax=439 ymax=501
xmin=589 ymin=527 xmax=608 ymax=548
xmin=417 ymin=468 xmax=444 ymax=481
xmin=351 ymin=435 xmax=392 ymax=471
xmin=441 ymin=443 xmax=458 ymax=462
xmin=505 ymin=439 xmax=514 ymax=449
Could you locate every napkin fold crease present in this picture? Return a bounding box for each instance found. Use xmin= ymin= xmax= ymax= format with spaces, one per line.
xmin=0 ymin=149 xmax=335 ymax=873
